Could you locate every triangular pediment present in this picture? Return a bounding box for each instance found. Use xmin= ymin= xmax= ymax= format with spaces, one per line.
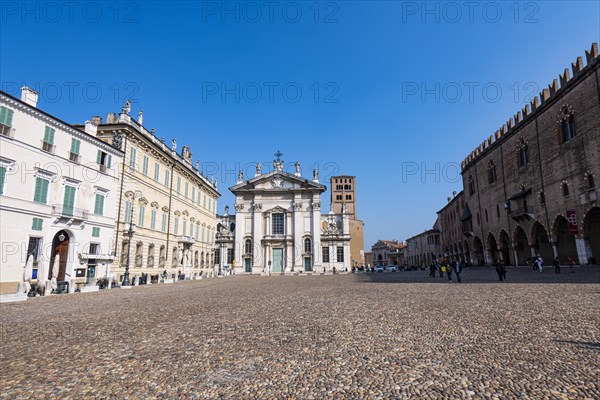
xmin=230 ymin=170 xmax=326 ymax=193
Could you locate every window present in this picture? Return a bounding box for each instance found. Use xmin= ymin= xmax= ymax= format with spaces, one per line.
xmin=192 ymin=187 xmax=196 ymax=201
xmin=150 ymin=209 xmax=157 ymax=229
xmin=69 ymin=138 xmax=81 ymax=163
xmin=0 ymin=106 xmax=14 ymax=136
xmin=94 ymin=194 xmax=105 ymax=215
xmin=346 ymin=194 xmax=352 ymax=200
xmin=138 ymin=205 xmax=145 ymax=227
xmin=468 ymin=176 xmax=475 ymax=196
xmin=124 ymin=201 xmax=132 ymax=223
xmin=227 ymin=248 xmax=234 ymax=264
xmin=562 ymin=182 xmax=570 ymax=197
xmin=129 ymin=147 xmax=137 ymax=170
xmin=496 ymin=204 xmax=500 ymax=219
xmin=587 ymin=174 xmax=596 ymax=189
xmin=89 ymin=243 xmax=99 ymax=255
xmin=539 ymin=191 xmax=546 ymax=205
xmin=202 ymin=226 xmax=205 ymax=242
xmin=33 ymin=177 xmax=49 ymax=204
xmin=323 ymin=247 xmax=330 ymax=263
xmin=197 ymin=189 xmax=201 ymax=205
xmin=142 ymin=155 xmax=149 ymax=175
xmin=215 ymin=249 xmax=221 ymax=264
xmin=272 ymin=213 xmax=284 ymax=235
xmin=182 ymin=220 xmax=187 ymax=237
xmin=92 ymin=227 xmax=100 ymax=237
xmin=164 ymin=169 xmax=170 ymax=187
xmin=185 ymin=182 xmax=189 ymax=198
xmin=517 ymin=139 xmax=529 ymax=167
xmin=189 ymin=221 xmax=194 ymax=237
xmin=174 ymin=217 xmax=179 ymax=235
xmin=560 ymin=108 xmax=576 ymax=143
xmin=476 ymin=212 xmax=481 ymax=226
xmin=487 ymin=162 xmax=497 ymax=184
xmin=42 ymin=126 xmax=55 ymax=153
xmin=245 ymin=239 xmax=252 ymax=255
xmin=484 ymin=208 xmax=488 ymax=223
xmin=161 ymin=212 xmax=167 ymax=232
xmin=27 ymin=237 xmax=42 ymax=264
xmin=304 ymin=238 xmax=311 ymax=253
xmin=336 ymin=246 xmax=344 ymax=262
xmin=0 ymin=166 xmax=6 ymax=195
xmin=195 ymin=224 xmax=199 ymax=240
xmin=152 ymin=163 xmax=159 ymax=181
xmin=32 ymin=217 xmax=43 ymax=231
xmin=63 ymin=185 xmax=76 ymax=216
xmin=176 ymin=176 xmax=181 ymax=192
xmin=203 ymin=194 xmax=206 ymax=208
xmin=336 ymin=195 xmax=342 ymax=200
xmin=96 ymin=150 xmax=111 ymax=172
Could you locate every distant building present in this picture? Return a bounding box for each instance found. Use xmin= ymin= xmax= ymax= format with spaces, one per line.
xmin=371 ymin=240 xmax=406 ymax=266
xmin=404 ymin=221 xmax=442 ymax=268
xmin=0 ymin=88 xmax=123 ymax=299
xmin=437 ymin=191 xmax=471 ymax=263
xmin=331 ymin=175 xmax=364 ymax=266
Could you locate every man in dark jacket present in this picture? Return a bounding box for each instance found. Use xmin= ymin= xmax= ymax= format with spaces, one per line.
xmin=453 ymin=260 xmax=464 ymax=283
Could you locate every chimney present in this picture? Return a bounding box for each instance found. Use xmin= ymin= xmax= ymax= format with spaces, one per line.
xmin=20 ymin=86 xmax=39 ymax=107
xmin=84 ymin=120 xmax=97 ymax=135
xmin=91 ymin=116 xmax=103 ymax=125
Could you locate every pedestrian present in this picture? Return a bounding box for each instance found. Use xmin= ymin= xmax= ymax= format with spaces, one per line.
xmin=439 ymin=263 xmax=444 ymax=278
xmin=531 ymin=256 xmax=537 ymax=271
xmin=446 ymin=262 xmax=453 ymax=282
xmin=429 ymin=262 xmax=436 ymax=277
xmin=536 ymin=254 xmax=543 ymax=272
xmin=568 ymin=256 xmax=576 ymax=273
xmin=454 ymin=260 xmax=464 ymax=283
xmin=495 ymin=259 xmax=506 ymax=281
xmin=553 ymin=257 xmax=561 ymax=274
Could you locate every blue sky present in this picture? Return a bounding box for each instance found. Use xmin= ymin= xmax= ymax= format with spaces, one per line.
xmin=1 ymin=1 xmax=599 ymax=248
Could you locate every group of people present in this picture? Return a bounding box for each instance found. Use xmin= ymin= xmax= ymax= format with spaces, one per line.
xmin=429 ymin=260 xmax=465 ymax=283
xmin=527 ymin=255 xmax=577 ymax=273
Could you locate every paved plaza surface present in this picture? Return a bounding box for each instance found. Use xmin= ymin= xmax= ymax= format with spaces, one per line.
xmin=1 ymin=267 xmax=599 ymax=399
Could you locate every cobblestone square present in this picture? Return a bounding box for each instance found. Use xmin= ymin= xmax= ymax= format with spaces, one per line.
xmin=1 ymin=268 xmax=599 ymax=399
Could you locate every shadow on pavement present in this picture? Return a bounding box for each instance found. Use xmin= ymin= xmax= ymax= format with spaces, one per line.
xmin=555 ymin=340 xmax=600 ymax=351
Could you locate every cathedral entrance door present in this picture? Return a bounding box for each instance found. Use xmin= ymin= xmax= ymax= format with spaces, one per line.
xmin=244 ymin=258 xmax=252 ymax=272
xmin=272 ymin=248 xmax=283 ymax=272
xmin=304 ymin=257 xmax=312 ymax=272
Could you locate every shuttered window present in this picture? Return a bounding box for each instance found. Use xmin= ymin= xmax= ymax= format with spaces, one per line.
xmin=33 ymin=178 xmax=49 ymax=204
xmin=43 ymin=126 xmax=55 ymax=144
xmin=0 ymin=166 xmax=6 ymax=195
xmin=0 ymin=106 xmax=14 ymax=126
xmin=63 ymin=186 xmax=76 ymax=216
xmin=32 ymin=218 xmax=43 ymax=231
xmin=92 ymin=227 xmax=100 ymax=237
xmin=94 ymin=194 xmax=104 ymax=215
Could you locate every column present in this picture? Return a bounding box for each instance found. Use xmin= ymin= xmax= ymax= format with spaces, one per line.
xmin=293 ymin=199 xmax=303 ymax=271
xmin=311 ymin=198 xmax=322 ymax=271
xmin=252 ymin=202 xmax=262 ymax=269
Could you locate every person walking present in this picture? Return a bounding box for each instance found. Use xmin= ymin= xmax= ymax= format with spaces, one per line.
xmin=553 ymin=257 xmax=561 ymax=274
xmin=446 ymin=261 xmax=453 ymax=282
xmin=429 ymin=262 xmax=436 ymax=277
xmin=454 ymin=260 xmax=464 ymax=283
xmin=531 ymin=256 xmax=537 ymax=271
xmin=495 ymin=259 xmax=506 ymax=281
xmin=536 ymin=254 xmax=543 ymax=272
xmin=568 ymin=256 xmax=576 ymax=273
xmin=439 ymin=262 xmax=445 ymax=278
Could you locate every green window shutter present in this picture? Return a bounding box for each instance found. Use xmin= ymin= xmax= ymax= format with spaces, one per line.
xmin=34 ymin=178 xmax=49 ymax=204
xmin=107 ymin=155 xmax=112 ymax=168
xmin=0 ymin=166 xmax=6 ymax=195
xmin=44 ymin=127 xmax=55 ymax=144
xmin=96 ymin=150 xmax=102 ymax=164
xmin=174 ymin=218 xmax=179 ymax=235
xmin=154 ymin=163 xmax=159 ymax=181
xmin=32 ymin=218 xmax=43 ymax=231
xmin=138 ymin=206 xmax=145 ymax=227
xmin=125 ymin=201 xmax=132 ymax=223
xmin=70 ymin=139 xmax=81 ymax=154
xmin=143 ymin=156 xmax=149 ymax=175
xmin=0 ymin=106 xmax=14 ymax=126
xmin=94 ymin=194 xmax=104 ymax=215
xmin=164 ymin=170 xmax=170 ymax=186
xmin=176 ymin=177 xmax=181 ymax=192
xmin=189 ymin=223 xmax=193 ymax=237
xmin=161 ymin=213 xmax=167 ymax=232
xmin=63 ymin=186 xmax=75 ymax=216
xmin=182 ymin=220 xmax=187 ymax=236
xmin=129 ymin=147 xmax=137 ymax=169
xmin=185 ymin=182 xmax=189 ymax=197
xmin=151 ymin=210 xmax=157 ymax=229
xmin=92 ymin=227 xmax=100 ymax=237
xmin=202 ymin=226 xmax=205 ymax=242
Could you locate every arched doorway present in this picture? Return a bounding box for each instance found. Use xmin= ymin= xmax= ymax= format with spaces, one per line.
xmin=583 ymin=207 xmax=600 ymax=264
xmin=531 ymin=222 xmax=553 ymax=265
xmin=49 ymin=230 xmax=70 ymax=281
xmin=499 ymin=230 xmax=512 ymax=265
xmin=513 ymin=226 xmax=529 ymax=266
xmin=472 ymin=237 xmax=484 ymax=266
xmin=463 ymin=241 xmax=470 ymax=264
xmin=553 ymin=216 xmax=577 ymax=264
xmin=487 ymin=233 xmax=499 ymax=264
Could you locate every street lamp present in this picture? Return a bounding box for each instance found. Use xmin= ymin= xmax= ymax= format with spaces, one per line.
xmin=123 ymin=190 xmax=142 ymax=286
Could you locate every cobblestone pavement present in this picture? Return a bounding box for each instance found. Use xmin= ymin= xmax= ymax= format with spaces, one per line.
xmin=1 ymin=267 xmax=599 ymax=399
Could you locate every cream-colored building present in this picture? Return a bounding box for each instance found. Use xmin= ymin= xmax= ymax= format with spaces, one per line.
xmin=0 ymin=88 xmax=123 ymax=300
xmin=87 ymin=102 xmax=220 ymax=283
xmin=331 ymin=176 xmax=365 ymax=266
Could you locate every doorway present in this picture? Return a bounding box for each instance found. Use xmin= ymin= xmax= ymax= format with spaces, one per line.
xmin=272 ymin=248 xmax=283 ymax=272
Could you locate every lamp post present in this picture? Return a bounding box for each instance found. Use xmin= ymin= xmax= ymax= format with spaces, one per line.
xmin=122 ymin=190 xmax=141 ymax=286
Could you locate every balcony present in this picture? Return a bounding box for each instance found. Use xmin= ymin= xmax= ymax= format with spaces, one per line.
xmin=580 ymin=189 xmax=598 ymax=205
xmin=52 ymin=205 xmax=89 ymax=224
xmin=41 ymin=141 xmax=56 ymax=154
xmin=509 ymin=205 xmax=536 ymax=222
xmin=177 ymin=235 xmax=196 ymax=244
xmin=0 ymin=124 xmax=15 ymax=138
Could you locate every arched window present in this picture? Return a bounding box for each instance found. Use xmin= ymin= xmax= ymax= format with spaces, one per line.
xmin=304 ymin=238 xmax=312 ymax=253
xmin=517 ymin=138 xmax=529 ymax=167
xmin=587 ymin=174 xmax=595 ymax=189
xmin=245 ymin=239 xmax=252 ymax=255
xmin=496 ymin=204 xmax=500 ymax=219
xmin=562 ymin=181 xmax=570 ymax=197
xmin=148 ymin=244 xmax=155 ymax=268
xmin=487 ymin=161 xmax=497 ymax=184
xmin=468 ymin=175 xmax=475 ymax=196
xmin=560 ymin=106 xmax=576 ymax=143
xmin=159 ymin=245 xmax=166 ymax=267
xmin=484 ymin=209 xmax=489 ymax=223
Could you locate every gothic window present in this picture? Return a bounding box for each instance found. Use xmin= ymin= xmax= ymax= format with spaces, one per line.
xmin=559 ymin=106 xmax=576 ymax=143
xmin=484 ymin=208 xmax=489 ymax=223
xmin=272 ymin=213 xmax=284 ymax=235
xmin=487 ymin=161 xmax=497 ymax=185
xmin=496 ymin=204 xmax=500 ymax=219
xmin=539 ymin=191 xmax=546 ymax=205
xmin=587 ymin=174 xmax=595 ymax=189
xmin=562 ymin=181 xmax=570 ymax=197
xmin=468 ymin=176 xmax=475 ymax=196
xmin=517 ymin=138 xmax=529 ymax=167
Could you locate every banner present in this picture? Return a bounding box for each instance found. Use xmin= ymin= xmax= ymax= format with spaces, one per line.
xmin=566 ymin=210 xmax=578 ymax=234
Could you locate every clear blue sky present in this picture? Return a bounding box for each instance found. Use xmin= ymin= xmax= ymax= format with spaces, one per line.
xmin=2 ymin=1 xmax=599 ymax=248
